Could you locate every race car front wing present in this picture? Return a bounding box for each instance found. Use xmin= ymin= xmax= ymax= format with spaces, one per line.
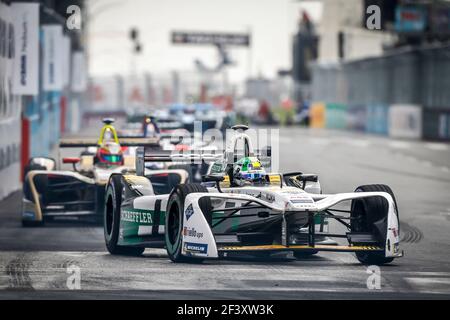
xmin=178 ymin=192 xmax=403 ymax=259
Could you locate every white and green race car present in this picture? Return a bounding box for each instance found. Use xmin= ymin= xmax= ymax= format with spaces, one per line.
xmin=104 ymin=125 xmax=403 ymax=265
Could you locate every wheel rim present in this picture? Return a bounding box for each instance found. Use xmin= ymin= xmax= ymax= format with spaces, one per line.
xmin=168 ymin=202 xmax=181 ymax=247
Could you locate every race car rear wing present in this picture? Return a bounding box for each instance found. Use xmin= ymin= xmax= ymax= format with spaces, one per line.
xmin=59 ymin=137 xmax=160 ymax=148
xmin=135 ymin=147 xmax=221 ymax=176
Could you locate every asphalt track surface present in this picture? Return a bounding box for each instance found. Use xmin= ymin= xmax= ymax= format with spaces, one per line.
xmin=1 ymin=127 xmax=450 ymax=299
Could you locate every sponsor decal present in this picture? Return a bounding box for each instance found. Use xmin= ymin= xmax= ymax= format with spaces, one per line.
xmin=281 ymin=190 xmax=301 ymax=194
xmin=121 ymin=209 xmax=153 ymax=224
xmin=394 ymin=242 xmax=400 ymax=254
xmin=184 ymin=242 xmax=208 ymax=254
xmin=183 ymin=227 xmax=204 ymax=239
xmin=268 ymin=174 xmax=281 ymax=184
xmin=290 ymin=199 xmax=314 ymax=204
xmin=263 ymin=193 xmax=275 ymax=202
xmin=129 ymin=184 xmax=145 ymax=190
xmin=22 ymin=211 xmax=35 ymax=220
xmin=185 ymin=204 xmax=194 ymax=221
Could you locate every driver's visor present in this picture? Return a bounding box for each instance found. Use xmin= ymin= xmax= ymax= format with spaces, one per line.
xmin=99 ymin=153 xmax=123 ymax=165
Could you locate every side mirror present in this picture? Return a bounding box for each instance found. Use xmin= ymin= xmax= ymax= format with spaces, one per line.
xmin=62 ymin=157 xmax=80 ymax=164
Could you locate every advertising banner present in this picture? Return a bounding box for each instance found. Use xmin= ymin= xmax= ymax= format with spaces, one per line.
xmin=62 ymin=35 xmax=71 ymax=88
xmin=395 ymin=6 xmax=427 ymax=32
xmin=422 ymin=109 xmax=450 ymax=141
xmin=42 ymin=24 xmax=64 ymax=91
xmin=309 ymin=102 xmax=325 ymax=128
xmin=0 ymin=2 xmax=22 ymax=200
xmin=11 ymin=2 xmax=40 ymax=95
xmin=346 ymin=105 xmax=367 ymax=132
xmin=71 ymin=51 xmax=87 ymax=92
xmin=389 ymin=104 xmax=422 ymax=139
xmin=172 ymin=31 xmax=250 ymax=46
xmin=366 ymin=104 xmax=389 ymax=135
xmin=325 ymin=103 xmax=347 ymax=130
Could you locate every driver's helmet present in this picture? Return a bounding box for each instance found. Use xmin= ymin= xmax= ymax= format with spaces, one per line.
xmin=96 ymin=142 xmax=123 ymax=166
xmin=143 ymin=116 xmax=160 ymax=137
xmin=233 ymin=156 xmax=266 ymax=185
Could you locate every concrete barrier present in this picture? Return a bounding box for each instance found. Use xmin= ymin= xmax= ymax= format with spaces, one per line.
xmin=388 ymin=104 xmax=422 ymax=139
xmin=0 ymin=116 xmax=22 ymax=200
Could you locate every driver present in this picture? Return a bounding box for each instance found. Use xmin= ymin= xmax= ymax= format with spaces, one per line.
xmin=95 ymin=141 xmax=124 ymax=166
xmin=232 ymin=156 xmax=266 ymax=186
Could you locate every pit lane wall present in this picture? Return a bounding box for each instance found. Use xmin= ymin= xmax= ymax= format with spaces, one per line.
xmin=0 ymin=2 xmax=86 ymax=200
xmin=310 ymin=44 xmax=450 ymax=141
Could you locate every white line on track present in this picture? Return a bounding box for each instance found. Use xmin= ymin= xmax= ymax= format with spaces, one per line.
xmin=425 ymin=143 xmax=450 ymax=151
xmin=308 ymin=137 xmax=330 ymax=145
xmin=404 ymin=277 xmax=450 ymax=294
xmin=389 ymin=141 xmax=411 ymax=149
xmin=277 ymin=136 xmax=293 ymax=144
xmin=345 ymin=139 xmax=370 ymax=148
xmin=421 ymin=160 xmax=433 ymax=167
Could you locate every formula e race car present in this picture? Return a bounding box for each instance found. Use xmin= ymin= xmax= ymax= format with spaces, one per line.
xmin=22 ymin=119 xmax=190 ymax=227
xmin=103 ymin=125 xmax=403 ymax=265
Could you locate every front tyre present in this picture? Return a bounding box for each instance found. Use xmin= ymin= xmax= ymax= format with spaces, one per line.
xmin=351 ymin=184 xmax=398 ymax=265
xmin=22 ymin=220 xmax=44 ymax=227
xmin=104 ymin=175 xmax=145 ymax=256
xmin=165 ymin=184 xmax=212 ymax=263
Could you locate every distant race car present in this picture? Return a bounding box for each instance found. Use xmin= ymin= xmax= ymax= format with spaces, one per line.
xmin=103 ymin=125 xmax=403 ymax=265
xmin=22 ymin=119 xmax=189 ymax=226
xmin=119 ymin=113 xmax=218 ymax=182
xmin=166 ymin=103 xmax=234 ymax=133
xmin=119 ymin=112 xmax=183 ymax=138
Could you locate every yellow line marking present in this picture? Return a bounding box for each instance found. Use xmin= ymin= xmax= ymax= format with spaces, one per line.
xmin=218 ymin=244 xmax=383 ymax=251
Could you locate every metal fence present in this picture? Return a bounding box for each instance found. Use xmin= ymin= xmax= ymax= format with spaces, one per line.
xmin=311 ymin=43 xmax=450 ymax=140
xmin=312 ymin=44 xmax=450 ymax=109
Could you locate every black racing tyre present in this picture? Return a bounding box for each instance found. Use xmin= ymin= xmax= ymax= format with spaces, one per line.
xmin=104 ymin=175 xmax=145 ymax=256
xmin=350 ymin=184 xmax=398 ymax=265
xmin=293 ymin=250 xmax=318 ymax=259
xmin=165 ymin=184 xmax=212 ymax=263
xmin=168 ymin=164 xmax=194 ymax=183
xmin=22 ymin=220 xmax=44 ymax=227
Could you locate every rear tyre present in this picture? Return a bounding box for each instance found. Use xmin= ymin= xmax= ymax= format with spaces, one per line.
xmin=104 ymin=175 xmax=145 ymax=256
xmin=22 ymin=220 xmax=44 ymax=227
xmin=168 ymin=164 xmax=194 ymax=183
xmin=350 ymin=184 xmax=398 ymax=265
xmin=165 ymin=184 xmax=212 ymax=263
xmin=293 ymin=250 xmax=318 ymax=259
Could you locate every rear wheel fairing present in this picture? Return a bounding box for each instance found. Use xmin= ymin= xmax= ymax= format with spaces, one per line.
xmin=22 ymin=170 xmax=96 ymax=221
xmin=117 ymin=194 xmax=169 ymax=246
